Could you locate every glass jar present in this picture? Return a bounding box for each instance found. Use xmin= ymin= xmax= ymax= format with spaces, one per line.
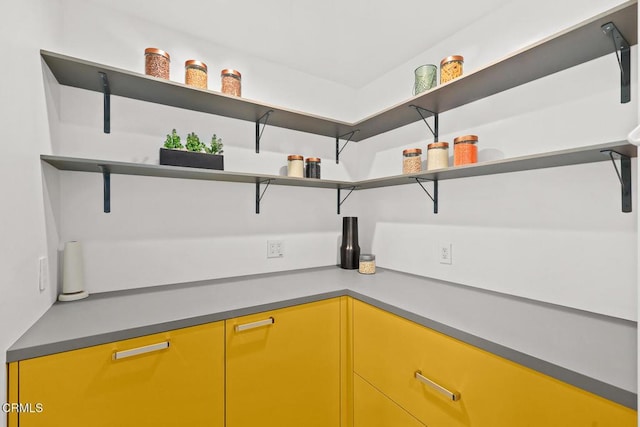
xmin=287 ymin=155 xmax=304 ymax=177
xmin=221 ymin=69 xmax=242 ymax=96
xmin=305 ymin=157 xmax=321 ymax=179
xmin=440 ymin=55 xmax=464 ymax=84
xmin=453 ymin=135 xmax=478 ymax=166
xmin=185 ymin=60 xmax=208 ymax=89
xmin=144 ymin=48 xmax=170 ymax=79
xmin=402 ymin=148 xmax=422 ymax=174
xmin=413 ymin=64 xmax=437 ymax=95
xmin=359 ymin=254 xmax=376 ymax=274
xmin=426 ymin=142 xmax=449 ymax=170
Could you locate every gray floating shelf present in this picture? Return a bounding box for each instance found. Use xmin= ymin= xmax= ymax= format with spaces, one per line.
xmin=40 ymin=1 xmax=636 ymax=143
xmin=41 ymin=140 xmax=637 ymax=214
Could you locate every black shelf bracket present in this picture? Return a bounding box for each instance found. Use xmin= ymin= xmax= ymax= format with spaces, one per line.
xmin=414 ymin=177 xmax=438 ymax=214
xmin=602 ymin=22 xmax=631 ymax=104
xmin=255 ymin=110 xmax=274 ymax=153
xmin=601 ymin=149 xmax=632 ymax=213
xmin=99 ymin=165 xmax=110 ymax=213
xmin=410 ymin=105 xmax=438 ymax=141
xmin=337 ymin=186 xmax=356 ymax=214
xmin=336 ymin=130 xmax=359 ymax=164
xmin=255 ymin=179 xmax=272 ymax=214
xmin=99 ymin=72 xmax=111 ymax=134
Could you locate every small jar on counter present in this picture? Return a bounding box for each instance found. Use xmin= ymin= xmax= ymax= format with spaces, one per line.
xmin=185 ymin=60 xmax=208 ymax=89
xmin=359 ymin=254 xmax=376 ymax=274
xmin=402 ymin=148 xmax=422 ymax=174
xmin=440 ymin=55 xmax=464 ymax=84
xmin=144 ymin=48 xmax=170 ymax=79
xmin=221 ymin=69 xmax=242 ymax=96
xmin=453 ymin=135 xmax=478 ymax=166
xmin=426 ymin=142 xmax=449 ymax=170
xmin=287 ymin=155 xmax=304 ymax=177
xmin=305 ymin=157 xmax=321 ymax=179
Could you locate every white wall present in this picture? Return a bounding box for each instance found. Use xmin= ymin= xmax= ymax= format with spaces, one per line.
xmin=0 ymin=0 xmax=62 ymax=424
xmin=50 ymin=0 xmax=360 ymax=293
xmin=353 ymin=0 xmax=638 ymax=320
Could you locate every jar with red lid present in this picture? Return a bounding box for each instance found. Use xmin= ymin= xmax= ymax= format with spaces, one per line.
xmin=305 ymin=157 xmax=321 ymax=179
xmin=453 ymin=135 xmax=478 ymax=166
xmin=144 ymin=48 xmax=170 ymax=79
xmin=221 ymin=69 xmax=242 ymax=96
xmin=185 ymin=60 xmax=208 ymax=89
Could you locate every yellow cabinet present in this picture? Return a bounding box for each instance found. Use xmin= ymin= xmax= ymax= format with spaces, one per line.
xmin=226 ymin=298 xmax=341 ymax=427
xmin=353 ymin=299 xmax=636 ymax=427
xmin=15 ymin=322 xmax=225 ymax=427
xmin=354 ymin=373 xmax=425 ymax=427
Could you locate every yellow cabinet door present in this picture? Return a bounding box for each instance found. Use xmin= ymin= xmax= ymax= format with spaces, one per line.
xmin=17 ymin=322 xmax=224 ymax=427
xmin=226 ymin=298 xmax=341 ymax=427
xmin=353 ymin=300 xmax=636 ymax=427
xmin=354 ymin=373 xmax=425 ymax=427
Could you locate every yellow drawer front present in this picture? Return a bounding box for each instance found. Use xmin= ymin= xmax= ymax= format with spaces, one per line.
xmin=354 ymin=373 xmax=425 ymax=427
xmin=353 ymin=300 xmax=636 ymax=427
xmin=18 ymin=322 xmax=225 ymax=427
xmin=226 ymin=298 xmax=341 ymax=427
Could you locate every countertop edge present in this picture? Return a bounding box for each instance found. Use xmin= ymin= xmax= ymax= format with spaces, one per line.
xmin=6 ymin=271 xmax=637 ymax=410
xmin=347 ymin=291 xmax=637 ymax=410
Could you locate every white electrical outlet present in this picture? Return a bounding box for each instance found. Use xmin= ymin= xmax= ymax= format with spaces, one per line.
xmin=267 ymin=240 xmax=284 ymax=258
xmin=39 ymin=256 xmax=49 ymax=291
xmin=439 ymin=243 xmax=452 ymax=265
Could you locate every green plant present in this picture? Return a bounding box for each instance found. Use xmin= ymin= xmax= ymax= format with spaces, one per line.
xmin=163 ymin=129 xmax=183 ymax=149
xmin=185 ymin=132 xmax=205 ymax=152
xmin=205 ymin=134 xmax=224 ymax=155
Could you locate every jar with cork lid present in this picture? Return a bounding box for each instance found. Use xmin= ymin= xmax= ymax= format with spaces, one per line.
xmin=402 ymin=148 xmax=422 ymax=174
xmin=221 ymin=69 xmax=242 ymax=96
xmin=440 ymin=55 xmax=464 ymax=84
xmin=185 ymin=60 xmax=208 ymax=89
xmin=426 ymin=142 xmax=449 ymax=170
xmin=287 ymin=155 xmax=304 ymax=177
xmin=453 ymin=135 xmax=478 ymax=166
xmin=144 ymin=48 xmax=170 ymax=79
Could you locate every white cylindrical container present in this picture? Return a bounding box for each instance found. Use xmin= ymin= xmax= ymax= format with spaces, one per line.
xmin=287 ymin=155 xmax=304 ymax=177
xmin=58 ymin=241 xmax=89 ymax=302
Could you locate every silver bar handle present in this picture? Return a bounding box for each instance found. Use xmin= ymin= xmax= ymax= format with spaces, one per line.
xmin=415 ymin=370 xmax=460 ymax=401
xmin=113 ymin=341 xmax=169 ymax=360
xmin=235 ymin=317 xmax=275 ymax=332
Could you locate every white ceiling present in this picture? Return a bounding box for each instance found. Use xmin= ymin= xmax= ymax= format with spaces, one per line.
xmin=89 ymin=0 xmax=512 ymax=88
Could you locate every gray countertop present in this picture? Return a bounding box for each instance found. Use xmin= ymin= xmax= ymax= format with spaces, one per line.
xmin=7 ymin=266 xmax=637 ymax=409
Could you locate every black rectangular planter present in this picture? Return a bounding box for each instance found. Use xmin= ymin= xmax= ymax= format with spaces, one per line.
xmin=160 ymin=148 xmax=224 ymax=170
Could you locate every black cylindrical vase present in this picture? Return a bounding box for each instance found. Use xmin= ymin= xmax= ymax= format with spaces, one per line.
xmin=340 ymin=217 xmax=360 ymax=269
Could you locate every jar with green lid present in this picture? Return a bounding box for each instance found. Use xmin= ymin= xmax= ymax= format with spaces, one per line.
xmin=185 ymin=60 xmax=208 ymax=89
